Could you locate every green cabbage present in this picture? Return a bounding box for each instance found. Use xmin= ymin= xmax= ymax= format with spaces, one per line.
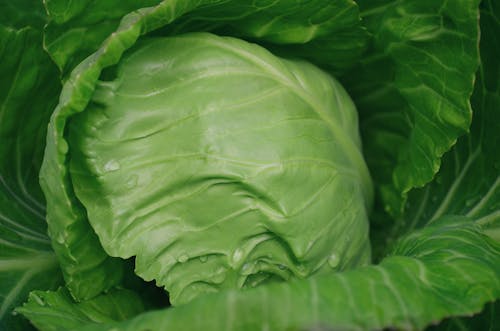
xmin=66 ymin=33 xmax=372 ymax=304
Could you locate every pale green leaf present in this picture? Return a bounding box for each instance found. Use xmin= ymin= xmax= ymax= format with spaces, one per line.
xmin=16 ymin=287 xmax=146 ymax=331
xmin=68 ymin=32 xmax=372 ymax=305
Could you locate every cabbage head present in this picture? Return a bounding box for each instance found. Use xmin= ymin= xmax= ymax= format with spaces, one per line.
xmin=43 ymin=32 xmax=372 ymax=305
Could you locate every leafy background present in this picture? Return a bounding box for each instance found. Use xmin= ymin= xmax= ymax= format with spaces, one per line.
xmin=0 ymin=2 xmax=63 ymax=330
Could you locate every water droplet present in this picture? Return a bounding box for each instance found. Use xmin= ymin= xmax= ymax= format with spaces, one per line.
xmin=431 ymin=196 xmax=438 ymax=203
xmin=104 ymin=160 xmax=120 ymax=172
xmin=278 ymin=264 xmax=286 ymax=270
xmin=32 ymin=294 xmax=45 ymax=306
xmin=56 ymin=233 xmax=65 ymax=244
xmin=177 ymin=253 xmax=189 ymax=263
xmin=210 ymin=267 xmax=227 ymax=283
xmin=58 ymin=140 xmax=69 ymax=154
xmin=328 ymin=253 xmax=340 ymax=268
xmin=241 ymin=262 xmax=253 ymax=275
xmin=199 ymin=255 xmax=208 ymax=263
xmin=232 ymin=248 xmax=244 ymax=265
xmin=125 ymin=174 xmax=138 ymax=189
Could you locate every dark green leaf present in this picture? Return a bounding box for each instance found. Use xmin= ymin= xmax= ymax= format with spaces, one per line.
xmin=427 ymin=301 xmax=499 ymax=331
xmin=343 ymin=0 xmax=481 ymax=216
xmin=43 ymin=0 xmax=160 ymax=76
xmin=44 ymin=0 xmax=368 ymax=77
xmin=392 ymin=0 xmax=500 ymax=242
xmin=0 ymin=24 xmax=63 ymax=331
xmin=0 ymin=0 xmax=47 ymax=29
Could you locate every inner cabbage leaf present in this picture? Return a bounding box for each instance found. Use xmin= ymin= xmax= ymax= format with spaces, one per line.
xmin=67 ymin=32 xmax=372 ymax=305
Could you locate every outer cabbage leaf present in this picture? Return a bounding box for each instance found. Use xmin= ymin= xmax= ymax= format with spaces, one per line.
xmin=0 ymin=0 xmax=46 ymax=29
xmin=428 ymin=302 xmax=499 ymax=331
xmin=16 ymin=287 xmax=146 ymax=331
xmin=43 ymin=0 xmax=367 ymax=77
xmin=39 ymin=0 xmax=370 ymax=302
xmin=43 ymin=0 xmax=160 ymax=76
xmin=342 ymin=0 xmax=481 ymax=216
xmin=0 ymin=21 xmax=62 ymax=331
xmin=160 ymin=0 xmax=368 ymax=75
xmin=381 ymin=0 xmax=500 ymax=247
xmin=75 ymin=217 xmax=500 ymax=331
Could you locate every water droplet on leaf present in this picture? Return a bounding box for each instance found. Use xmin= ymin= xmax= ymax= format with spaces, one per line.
xmin=32 ymin=294 xmax=46 ymax=306
xmin=177 ymin=253 xmax=189 ymax=263
xmin=58 ymin=140 xmax=69 ymax=154
xmin=210 ymin=267 xmax=226 ymax=283
xmin=241 ymin=262 xmax=253 ymax=275
xmin=56 ymin=233 xmax=65 ymax=244
xmin=232 ymin=248 xmax=244 ymax=265
xmin=125 ymin=174 xmax=138 ymax=189
xmin=104 ymin=160 xmax=120 ymax=172
xmin=328 ymin=253 xmax=340 ymax=268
